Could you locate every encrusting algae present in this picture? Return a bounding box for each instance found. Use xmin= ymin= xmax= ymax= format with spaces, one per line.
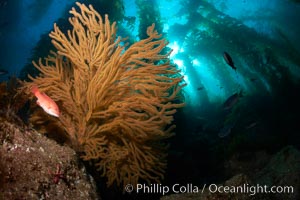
xmin=22 ymin=2 xmax=185 ymax=189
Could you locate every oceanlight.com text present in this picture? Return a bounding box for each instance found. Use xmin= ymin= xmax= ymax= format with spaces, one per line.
xmin=208 ymin=183 xmax=294 ymax=196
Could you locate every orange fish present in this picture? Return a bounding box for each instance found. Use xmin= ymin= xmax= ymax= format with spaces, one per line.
xmin=31 ymin=85 xmax=60 ymax=117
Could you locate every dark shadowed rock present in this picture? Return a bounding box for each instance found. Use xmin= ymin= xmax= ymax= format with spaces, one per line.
xmin=0 ymin=116 xmax=99 ymax=200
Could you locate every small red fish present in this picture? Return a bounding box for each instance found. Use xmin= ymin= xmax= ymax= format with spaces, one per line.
xmin=31 ymin=85 xmax=60 ymax=117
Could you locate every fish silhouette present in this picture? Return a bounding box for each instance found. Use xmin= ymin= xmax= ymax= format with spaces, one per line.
xmin=0 ymin=69 xmax=8 ymax=75
xmin=223 ymin=52 xmax=236 ymax=70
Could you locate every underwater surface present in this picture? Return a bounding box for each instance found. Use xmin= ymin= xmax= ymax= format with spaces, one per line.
xmin=1 ymin=0 xmax=300 ymax=199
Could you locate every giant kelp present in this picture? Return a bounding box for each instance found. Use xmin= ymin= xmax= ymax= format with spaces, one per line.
xmin=175 ymin=0 xmax=300 ymax=96
xmin=135 ymin=0 xmax=164 ymax=40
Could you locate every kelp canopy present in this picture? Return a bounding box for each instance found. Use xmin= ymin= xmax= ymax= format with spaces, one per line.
xmin=23 ymin=2 xmax=185 ymax=189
